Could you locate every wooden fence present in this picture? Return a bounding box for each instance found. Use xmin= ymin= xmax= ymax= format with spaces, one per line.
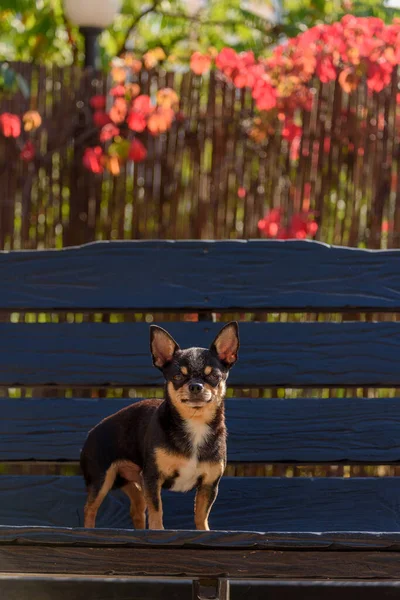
xmin=0 ymin=61 xmax=399 ymax=249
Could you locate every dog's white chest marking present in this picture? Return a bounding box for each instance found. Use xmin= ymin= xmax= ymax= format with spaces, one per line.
xmin=170 ymin=421 xmax=211 ymax=493
xmin=171 ymin=457 xmax=201 ymax=492
xmin=185 ymin=420 xmax=211 ymax=451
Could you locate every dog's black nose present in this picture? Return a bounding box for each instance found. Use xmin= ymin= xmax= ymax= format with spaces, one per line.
xmin=189 ymin=382 xmax=204 ymax=394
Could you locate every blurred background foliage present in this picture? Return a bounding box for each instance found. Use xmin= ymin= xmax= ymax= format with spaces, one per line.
xmin=1 ymin=0 xmax=399 ymax=69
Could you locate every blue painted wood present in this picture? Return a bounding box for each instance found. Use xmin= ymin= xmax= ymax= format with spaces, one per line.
xmin=1 ymin=397 xmax=399 ymax=463
xmin=1 ymin=240 xmax=400 ymax=311
xmin=0 ymin=321 xmax=399 ymax=386
xmin=1 ymin=476 xmax=400 ymax=532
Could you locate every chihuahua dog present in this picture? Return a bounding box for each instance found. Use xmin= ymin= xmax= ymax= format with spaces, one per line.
xmin=80 ymin=321 xmax=239 ymax=531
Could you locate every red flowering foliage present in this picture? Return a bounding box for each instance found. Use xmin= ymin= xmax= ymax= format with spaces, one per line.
xmin=20 ymin=140 xmax=35 ymax=162
xmin=84 ymin=58 xmax=181 ymax=175
xmin=128 ymin=139 xmax=147 ymax=162
xmin=110 ymin=85 xmax=126 ymax=97
xmin=93 ymin=111 xmax=111 ymax=128
xmin=258 ymin=209 xmax=318 ymax=240
xmin=83 ymin=147 xmax=104 ymax=174
xmin=282 ymin=120 xmax=302 ymax=142
xmin=89 ymin=95 xmax=106 ymax=110
xmin=127 ymin=111 xmax=147 ymax=132
xmin=191 ymin=16 xmax=400 ymax=155
xmin=190 ymin=52 xmax=212 ymax=75
xmin=0 ymin=113 xmax=21 ymax=138
xmin=100 ymin=123 xmax=120 ymax=142
xmin=0 ymin=111 xmax=41 ymax=165
xmin=1 ymin=52 xmax=179 ymax=175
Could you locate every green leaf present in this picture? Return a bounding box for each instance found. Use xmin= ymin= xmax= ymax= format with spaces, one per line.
xmin=108 ymin=138 xmax=131 ymax=159
xmin=0 ymin=63 xmax=18 ymax=93
xmin=15 ymin=73 xmax=30 ymax=98
xmin=2 ymin=64 xmax=16 ymax=87
xmin=0 ymin=0 xmax=31 ymax=9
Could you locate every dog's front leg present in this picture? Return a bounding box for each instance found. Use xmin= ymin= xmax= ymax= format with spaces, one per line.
xmin=144 ymin=473 xmax=164 ymax=530
xmin=194 ymin=478 xmax=220 ymax=531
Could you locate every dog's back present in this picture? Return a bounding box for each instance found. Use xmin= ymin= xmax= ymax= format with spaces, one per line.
xmin=80 ymin=398 xmax=162 ymax=492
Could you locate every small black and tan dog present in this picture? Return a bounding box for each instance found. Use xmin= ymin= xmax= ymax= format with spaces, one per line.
xmin=80 ymin=321 xmax=239 ymax=531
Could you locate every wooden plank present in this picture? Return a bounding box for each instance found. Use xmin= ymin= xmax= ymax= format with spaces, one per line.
xmin=1 ymin=240 xmax=400 ymax=311
xmin=1 ymin=476 xmax=400 ymax=532
xmin=232 ymin=582 xmax=400 ymax=600
xmin=3 ymin=527 xmax=400 ymax=550
xmin=0 ymin=576 xmax=191 ymax=600
xmin=2 ymin=397 xmax=400 ymax=463
xmin=2 ymin=545 xmax=400 ymax=579
xmin=1 ymin=322 xmax=400 ymax=387
xmin=2 ymin=578 xmax=400 ymax=600
xmin=2 ymin=578 xmax=399 ymax=600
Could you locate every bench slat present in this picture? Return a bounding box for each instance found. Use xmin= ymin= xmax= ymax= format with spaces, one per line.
xmin=1 ymin=240 xmax=400 ymax=311
xmin=0 ymin=577 xmax=190 ymax=600
xmin=3 ymin=527 xmax=400 ymax=549
xmin=1 ymin=544 xmax=400 ymax=579
xmin=1 ymin=397 xmax=399 ymax=463
xmin=2 ymin=578 xmax=400 ymax=600
xmin=1 ymin=476 xmax=400 ymax=532
xmin=1 ymin=322 xmax=400 ymax=387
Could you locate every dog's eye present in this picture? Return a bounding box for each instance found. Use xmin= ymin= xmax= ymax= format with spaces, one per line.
xmin=173 ymin=374 xmax=184 ymax=381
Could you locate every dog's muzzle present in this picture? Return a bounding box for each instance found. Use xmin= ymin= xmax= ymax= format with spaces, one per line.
xmin=182 ymin=382 xmax=212 ymax=407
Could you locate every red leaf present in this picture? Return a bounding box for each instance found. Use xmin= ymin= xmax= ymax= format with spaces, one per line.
xmin=233 ymin=73 xmax=248 ymax=88
xmin=367 ymin=62 xmax=393 ymax=92
xmin=100 ymin=123 xmax=120 ymax=142
xmin=20 ymin=140 xmax=35 ymax=162
xmin=316 ymin=57 xmax=336 ymax=83
xmin=132 ymin=95 xmax=153 ymax=116
xmin=0 ymin=113 xmax=21 ymax=138
xmin=216 ymin=48 xmax=239 ymax=76
xmin=282 ymin=121 xmax=302 ymax=142
xmin=90 ymin=95 xmax=106 ymax=110
xmin=128 ymin=139 xmax=147 ymax=162
xmin=290 ymin=137 xmax=301 ymax=161
xmin=83 ymin=146 xmax=104 ymax=173
xmin=127 ymin=111 xmax=147 ymax=132
xmin=93 ymin=111 xmax=111 ymax=128
xmin=23 ymin=110 xmax=42 ymax=132
xmin=258 ymin=209 xmax=282 ymax=237
xmin=190 ymin=52 xmax=212 ymax=75
xmin=147 ymin=107 xmax=174 ymax=135
xmin=109 ymin=98 xmax=128 ymax=124
xmin=252 ymin=79 xmax=277 ymax=111
xmin=110 ymin=85 xmax=126 ymax=97
xmin=338 ymin=67 xmax=359 ymax=94
xmin=307 ymin=221 xmax=319 ymax=235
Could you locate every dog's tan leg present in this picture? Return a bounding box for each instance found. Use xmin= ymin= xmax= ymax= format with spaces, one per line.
xmin=195 ymin=463 xmax=224 ymax=531
xmin=144 ymin=482 xmax=164 ymax=530
xmin=84 ymin=464 xmax=118 ymax=528
xmin=122 ymin=482 xmax=147 ymax=529
xmin=194 ymin=482 xmax=219 ymax=531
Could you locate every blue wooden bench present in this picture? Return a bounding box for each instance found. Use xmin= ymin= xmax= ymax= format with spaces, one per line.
xmin=1 ymin=239 xmax=400 ymax=599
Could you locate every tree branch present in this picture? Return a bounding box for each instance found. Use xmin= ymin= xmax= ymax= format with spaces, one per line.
xmin=153 ymin=9 xmax=240 ymax=27
xmin=117 ymin=3 xmax=159 ymax=57
xmin=152 ymin=8 xmax=278 ymax=34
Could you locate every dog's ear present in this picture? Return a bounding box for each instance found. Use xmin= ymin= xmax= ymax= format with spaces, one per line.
xmin=150 ymin=325 xmax=180 ymax=369
xmin=210 ymin=322 xmax=239 ymax=368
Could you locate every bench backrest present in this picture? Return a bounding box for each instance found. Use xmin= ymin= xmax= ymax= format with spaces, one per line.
xmin=0 ymin=239 xmax=400 ymax=531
